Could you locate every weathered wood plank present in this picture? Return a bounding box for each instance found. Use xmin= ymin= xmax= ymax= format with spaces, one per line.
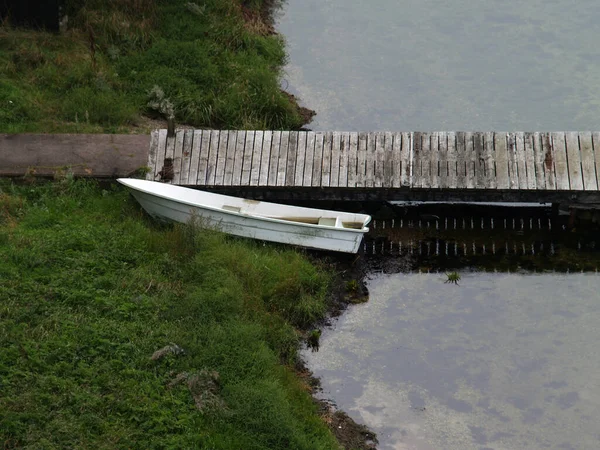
xmin=347 ymin=132 xmax=359 ymax=187
xmin=154 ymin=129 xmax=168 ymax=181
xmin=258 ymin=131 xmax=272 ymax=186
xmin=483 ymin=132 xmax=496 ymax=189
xmin=330 ymin=132 xmax=341 ymax=187
xmin=391 ymin=132 xmax=401 ymax=188
xmin=286 ymin=131 xmax=298 ymax=187
xmin=507 ymin=133 xmax=519 ymax=189
xmin=303 ymin=132 xmax=315 ymax=187
xmin=374 ymin=132 xmax=385 ymax=187
xmin=579 ymin=132 xmax=597 ymax=191
xmin=532 ymin=132 xmax=545 ymax=190
xmin=268 ymin=131 xmax=281 ymax=186
xmin=164 ymin=132 xmax=176 ymax=184
xmin=465 ymin=132 xmax=476 ymax=189
xmin=551 ymin=132 xmax=569 ymax=190
xmin=401 ymin=132 xmax=411 ymax=187
xmin=241 ymin=131 xmax=254 ymax=186
xmin=321 ymin=131 xmax=333 ymax=187
xmin=383 ymin=131 xmax=394 ymax=187
xmin=213 ymin=130 xmax=228 ymax=186
xmin=231 ymin=130 xmax=246 ymax=186
xmin=524 ymin=132 xmax=537 ymax=190
xmin=294 ymin=131 xmax=307 ymax=186
xmin=494 ymin=132 xmax=509 ymax=189
xmin=515 ymin=132 xmax=527 ymax=190
xmin=456 ymin=131 xmax=467 ymax=189
xmin=422 ymin=132 xmax=433 ymax=188
xmin=593 ymin=132 xmax=600 ymax=191
xmin=356 ymin=132 xmax=368 ymax=187
xmin=438 ymin=131 xmax=448 ymax=188
xmin=222 ymin=130 xmax=239 ymax=186
xmin=189 ymin=130 xmax=202 ymax=185
xmin=312 ymin=132 xmax=324 ymax=187
xmin=413 ymin=132 xmax=423 ymax=188
xmin=206 ymin=130 xmax=220 ymax=185
xmin=179 ymin=129 xmax=194 ymax=185
xmin=565 ymin=131 xmax=583 ymax=190
xmin=365 ymin=132 xmax=376 ymax=187
xmin=430 ymin=132 xmax=440 ymax=188
xmin=250 ymin=131 xmax=263 ymax=186
xmin=541 ymin=132 xmax=556 ymax=190
xmin=473 ymin=132 xmax=485 ymax=189
xmin=338 ymin=132 xmax=350 ymax=188
xmin=446 ymin=132 xmax=457 ymax=189
xmin=147 ymin=130 xmax=159 ymax=180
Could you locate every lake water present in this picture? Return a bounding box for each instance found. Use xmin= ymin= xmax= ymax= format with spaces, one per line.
xmin=303 ymin=273 xmax=600 ymax=449
xmin=276 ymin=0 xmax=600 ymax=131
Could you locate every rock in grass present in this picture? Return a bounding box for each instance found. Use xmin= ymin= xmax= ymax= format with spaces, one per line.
xmin=151 ymin=343 xmax=185 ymax=361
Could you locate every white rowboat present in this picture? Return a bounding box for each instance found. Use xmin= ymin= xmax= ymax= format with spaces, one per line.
xmin=117 ymin=179 xmax=371 ymax=253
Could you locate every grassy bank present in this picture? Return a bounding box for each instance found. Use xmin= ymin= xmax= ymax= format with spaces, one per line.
xmin=0 ymin=179 xmax=339 ymax=449
xmin=0 ymin=0 xmax=307 ymax=133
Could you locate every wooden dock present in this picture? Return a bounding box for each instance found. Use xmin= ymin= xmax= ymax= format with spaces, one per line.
xmin=147 ymin=130 xmax=600 ymax=203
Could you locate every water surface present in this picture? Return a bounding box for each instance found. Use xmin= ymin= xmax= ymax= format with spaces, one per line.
xmin=277 ymin=0 xmax=600 ymax=130
xmin=304 ymin=273 xmax=600 ymax=449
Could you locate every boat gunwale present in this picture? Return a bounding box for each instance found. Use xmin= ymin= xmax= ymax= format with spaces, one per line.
xmin=117 ymin=179 xmax=371 ymax=233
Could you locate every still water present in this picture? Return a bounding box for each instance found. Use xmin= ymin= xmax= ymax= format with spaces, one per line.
xmin=303 ymin=273 xmax=600 ymax=449
xmin=276 ymin=0 xmax=600 ymax=131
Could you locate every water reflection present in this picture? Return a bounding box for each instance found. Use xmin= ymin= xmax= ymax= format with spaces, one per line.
xmin=277 ymin=0 xmax=600 ymax=131
xmin=303 ymin=273 xmax=600 ymax=449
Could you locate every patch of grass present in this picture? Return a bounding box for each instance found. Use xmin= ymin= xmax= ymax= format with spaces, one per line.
xmin=0 ymin=180 xmax=337 ymax=449
xmin=0 ymin=0 xmax=306 ymax=133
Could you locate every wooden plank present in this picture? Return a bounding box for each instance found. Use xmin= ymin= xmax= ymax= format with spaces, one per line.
xmin=565 ymin=131 xmax=583 ymax=190
xmin=494 ymin=132 xmax=514 ymax=189
xmin=446 ymin=132 xmax=457 ymax=188
xmin=213 ymin=130 xmax=228 ymax=186
xmin=179 ymin=129 xmax=194 ymax=185
xmin=258 ymin=131 xmax=272 ymax=186
xmin=551 ymin=132 xmax=569 ymax=190
xmin=399 ymin=132 xmax=411 ymax=187
xmin=456 ymin=131 xmax=467 ymax=188
xmin=250 ymin=131 xmax=263 ymax=186
xmin=579 ymin=132 xmax=597 ymax=191
xmin=338 ymin=132 xmax=349 ymax=187
xmin=374 ymin=132 xmax=385 ymax=187
xmin=541 ymin=132 xmax=556 ymax=190
xmin=188 ymin=130 xmax=202 ymax=185
xmin=330 ymin=132 xmax=341 ymax=187
xmin=163 ymin=132 xmax=176 ymax=184
xmin=422 ymin=132 xmax=433 ymax=188
xmin=241 ymin=131 xmax=254 ymax=186
xmin=312 ymin=132 xmax=324 ymax=187
xmin=285 ymin=131 xmax=298 ymax=186
xmin=524 ymin=132 xmax=537 ymax=190
xmin=147 ymin=130 xmax=159 ymax=180
xmin=515 ymin=132 xmax=527 ymax=190
xmin=303 ymin=132 xmax=315 ymax=187
xmin=413 ymin=132 xmax=423 ymax=188
xmin=294 ymin=131 xmax=307 ymax=186
xmin=391 ymin=132 xmax=401 ymax=188
xmin=154 ymin=129 xmax=168 ymax=181
xmin=321 ymin=131 xmax=333 ymax=187
xmin=438 ymin=131 xmax=448 ymax=188
xmin=383 ymin=131 xmax=394 ymax=187
xmin=222 ymin=130 xmax=238 ymax=186
xmin=356 ymin=132 xmax=368 ymax=188
xmin=506 ymin=133 xmax=518 ymax=189
xmin=365 ymin=132 xmax=376 ymax=187
xmin=593 ymin=132 xmax=600 ymax=191
xmin=231 ymin=130 xmax=246 ymax=186
xmin=483 ymin=132 xmax=496 ymax=189
xmin=532 ymin=132 xmax=545 ymax=190
xmin=268 ymin=131 xmax=281 ymax=186
xmin=473 ymin=132 xmax=485 ymax=189
xmin=206 ymin=130 xmax=220 ymax=185
xmin=429 ymin=131 xmax=439 ymax=189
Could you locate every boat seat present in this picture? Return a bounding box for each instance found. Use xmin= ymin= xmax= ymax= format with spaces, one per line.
xmin=318 ymin=217 xmax=339 ymax=227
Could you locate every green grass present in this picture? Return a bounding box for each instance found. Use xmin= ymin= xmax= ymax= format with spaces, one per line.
xmin=0 ymin=0 xmax=305 ymax=133
xmin=0 ymin=179 xmax=338 ymax=449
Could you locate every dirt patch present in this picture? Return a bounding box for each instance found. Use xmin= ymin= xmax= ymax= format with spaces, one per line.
xmin=282 ymin=91 xmax=316 ymax=130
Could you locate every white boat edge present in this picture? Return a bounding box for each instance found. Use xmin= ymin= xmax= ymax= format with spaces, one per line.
xmin=117 ymin=178 xmax=371 ymax=253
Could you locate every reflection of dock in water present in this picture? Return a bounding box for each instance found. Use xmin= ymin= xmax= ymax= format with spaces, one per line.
xmin=360 ymin=204 xmax=600 ymax=272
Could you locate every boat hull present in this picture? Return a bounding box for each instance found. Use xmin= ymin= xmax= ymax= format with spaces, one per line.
xmin=119 ymin=180 xmax=370 ymax=253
